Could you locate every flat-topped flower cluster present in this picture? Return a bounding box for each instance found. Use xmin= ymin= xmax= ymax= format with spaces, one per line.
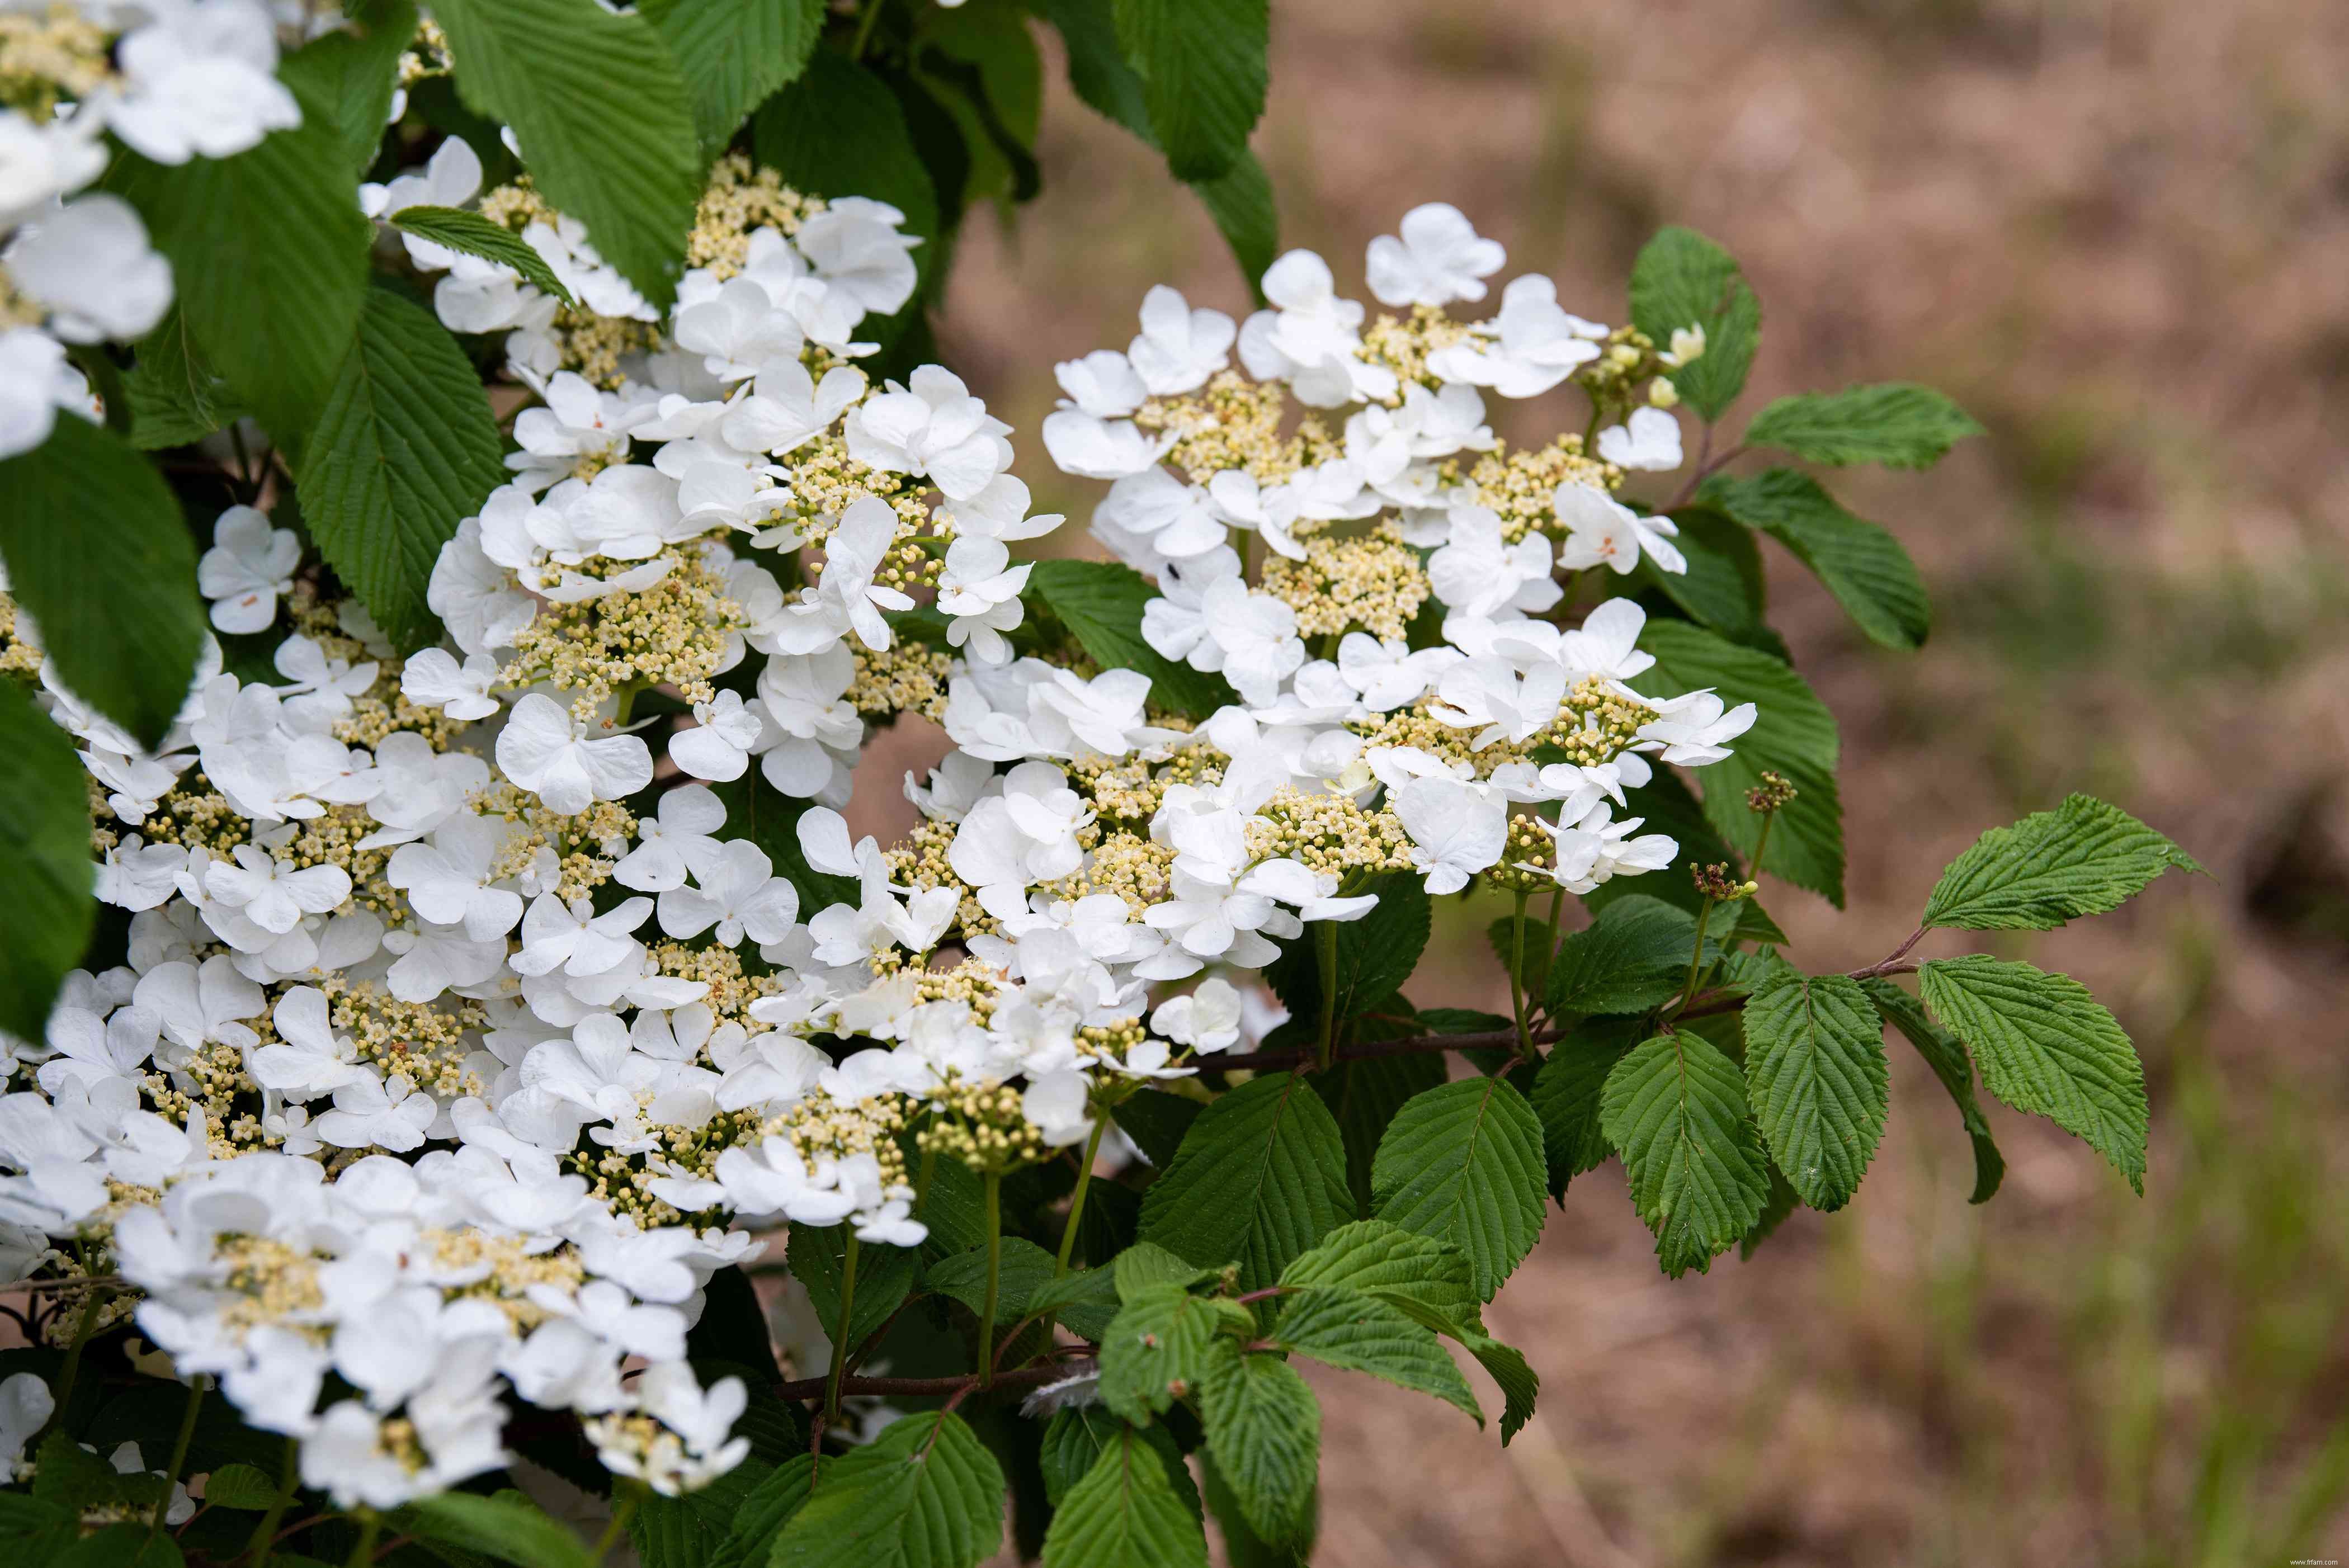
xmin=1 ymin=88 xmax=1751 ymax=1509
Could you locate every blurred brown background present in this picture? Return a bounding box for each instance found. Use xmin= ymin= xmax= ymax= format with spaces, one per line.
xmin=901 ymin=1 xmax=2349 ymax=1561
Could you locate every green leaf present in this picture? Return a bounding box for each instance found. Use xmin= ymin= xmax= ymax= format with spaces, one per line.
xmin=105 ymin=81 xmax=370 ymax=444
xmin=1026 ymin=1265 xmax=1121 ymax=1341
xmin=1198 ymin=1352 xmax=1318 ymax=1545
xmin=1190 ymin=150 xmax=1278 ymax=299
xmin=1310 ymin=1052 xmax=1446 ymax=1215
xmin=1097 ymin=1282 xmax=1249 ymax=1424
xmin=296 ymin=287 xmax=508 ymax=651
xmin=1108 ymin=1090 xmax=1200 ymax=1171
xmin=631 ymin=1458 xmax=771 ymax=1568
xmin=788 ymin=1222 xmax=921 ymax=1361
xmin=1627 ymin=225 xmax=1760 ymax=422
xmin=1923 ymin=794 xmax=2202 ymax=932
xmin=387 ymin=206 xmax=576 ymax=304
xmin=706 ymin=774 xmax=857 ymax=922
xmin=1631 ymin=618 xmax=1844 ymax=905
xmin=0 ymin=414 xmax=203 ymax=747
xmin=1139 ymin=1072 xmax=1353 ymax=1292
xmin=1640 ymin=504 xmax=1765 ymax=636
xmin=1368 ymin=1077 xmax=1546 ymax=1300
xmin=918 ymin=6 xmax=1046 ymax=206
xmin=710 ymin=1454 xmax=812 ymax=1568
xmin=406 ymin=1491 xmax=594 ymax=1568
xmin=1030 ymin=0 xmax=1152 ymax=139
xmin=32 ymin=1432 xmax=125 ymax=1513
xmin=770 ymin=1410 xmax=1003 ymax=1568
xmin=55 ymin=1525 xmax=182 ymax=1568
xmin=1266 ymin=873 xmax=1429 ymax=1031
xmin=1026 ymin=558 xmax=1235 ymax=717
xmin=1919 ymin=956 xmax=2147 ymax=1193
xmin=198 ymin=1463 xmax=279 ymax=1510
xmin=431 ymin=0 xmax=702 ymax=312
xmin=1739 ymin=1162 xmax=1803 ymax=1259
xmin=640 ymin=0 xmax=825 ymax=149
xmin=1702 ymin=468 xmax=1931 ymax=651
xmin=1600 ymin=1031 xmax=1770 ymax=1276
xmin=124 ymin=307 xmax=246 ymax=449
xmin=1529 ymin=1016 xmax=1647 ymax=1198
xmin=1580 ymin=767 xmax=1786 ymax=945
xmin=276 ymin=1 xmax=416 ymax=176
xmin=753 ymin=50 xmax=941 ymax=312
xmin=1739 ymin=971 xmax=1888 ymax=1210
xmin=0 ymin=655 xmax=95 ymax=1041
xmin=1113 ymin=1240 xmax=1215 ymax=1300
xmin=1864 ymin=976 xmax=2003 ymax=1204
xmin=1743 ymin=382 xmax=1984 ymax=470
xmin=1041 ymin=1423 xmax=1210 ymax=1568
xmin=925 ymin=1236 xmax=1056 ymax=1325
xmin=1273 ymin=1286 xmax=1481 ymax=1424
xmin=1544 ymin=894 xmax=1709 ymax=1018
xmin=1111 ymin=0 xmax=1267 ymax=182
xmin=1197 ymin=1449 xmax=1313 ymax=1568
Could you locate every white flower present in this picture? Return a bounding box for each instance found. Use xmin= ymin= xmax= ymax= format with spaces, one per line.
xmin=6 ymin=195 xmax=173 ymax=344
xmin=1393 ymin=775 xmax=1508 ymax=894
xmin=496 ymin=693 xmax=654 ymax=814
xmin=203 ymin=844 xmax=350 ymax=934
xmin=721 ymin=358 xmax=865 ymax=457
xmin=1093 ymin=468 xmax=1229 ymax=561
xmin=104 ymin=0 xmax=302 ymax=164
xmin=196 ymin=506 xmax=300 ymax=635
xmin=1425 ymin=504 xmax=1563 ymax=620
xmin=1193 ymin=577 xmax=1306 ymax=706
xmin=0 ymin=108 xmax=105 ymax=228
xmin=668 ymin=690 xmax=763 ymax=782
xmin=1365 ymin=202 xmax=1506 ymax=307
xmin=1021 ymin=1070 xmax=1094 ymax=1149
xmin=1126 ymin=284 xmax=1234 ymax=395
xmin=935 ymin=537 xmax=1032 ymax=665
xmin=398 ymin=648 xmax=501 ymax=721
xmin=933 ymin=474 xmax=1063 ymax=544
xmin=656 ymin=841 xmax=799 ymax=948
xmin=1237 ymin=249 xmax=1397 ymax=408
xmin=1337 ymin=633 xmax=1458 ymax=712
xmin=0 ymin=327 xmax=70 ymax=460
xmin=1430 ymin=657 xmax=1567 ymax=750
xmin=0 ymin=1372 xmax=52 ymax=1473
xmin=427 ymin=517 xmax=536 ymax=656
xmin=507 ymin=372 xmax=655 ymax=489
xmin=248 ymin=986 xmax=366 ymax=1101
xmin=1556 ymin=597 xmax=1657 ymax=686
xmin=1554 ymin=481 xmax=1686 ymax=575
xmin=1149 ymin=978 xmax=1244 ymax=1055
xmin=613 ymin=785 xmax=727 ymax=892
xmin=512 ymin=893 xmax=654 ymax=979
xmin=754 ymin=649 xmax=860 ymax=798
xmin=793 ymin=196 xmax=920 ymax=318
xmin=1595 ymin=406 xmax=1684 ymax=472
xmin=97 ymin=834 xmax=189 ymax=912
xmin=842 ymin=365 xmax=1010 ymax=500
xmin=946 ymin=762 xmax=1092 ymax=898
xmin=765 ymin=495 xmax=912 ymax=654
xmin=313 ymin=1070 xmax=437 ymax=1153
xmin=1529 ymin=804 xmax=1679 ymax=895
xmin=1636 ymin=689 xmax=1757 ymax=766
xmin=386 ymin=818 xmax=523 ymax=941
xmin=133 ymin=955 xmax=263 ymax=1055
xmin=1426 ymin=275 xmax=1606 ymax=398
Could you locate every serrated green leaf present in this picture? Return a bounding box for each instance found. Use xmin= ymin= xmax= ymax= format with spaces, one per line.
xmin=1310 ymin=1052 xmax=1446 ymax=1215
xmin=1138 ymin=1073 xmax=1353 ymax=1291
xmin=124 ymin=306 xmax=246 ymax=449
xmin=1627 ymin=225 xmax=1760 ymax=422
xmin=407 ymin=1491 xmax=593 ymax=1568
xmin=1026 ymin=1265 xmax=1121 ymax=1341
xmin=1113 ymin=1240 xmax=1215 ymax=1300
xmin=640 ymin=0 xmax=825 ymax=149
xmin=1111 ymin=0 xmax=1267 ymax=182
xmin=431 ymin=0 xmax=701 ymax=311
xmin=1041 ymin=1421 xmax=1209 ymax=1568
xmin=1097 ymin=1283 xmax=1249 ymax=1424
xmin=1198 ymin=1352 xmax=1318 ymax=1545
xmin=1030 ymin=0 xmax=1151 ymax=138
xmin=918 ymin=6 xmax=1045 ymax=207
xmin=0 ymin=414 xmax=203 ymax=748
xmin=296 ymin=288 xmax=507 ymax=651
xmin=198 ymin=1462 xmax=279 ymax=1510
xmin=1631 ymin=618 xmax=1845 ymax=905
xmin=787 ymin=1222 xmax=920 ymax=1363
xmin=1026 ymin=558 xmax=1236 ymax=717
xmin=1529 ymin=1016 xmax=1647 ymax=1198
xmin=1863 ymin=976 xmax=2003 ymax=1204
xmin=1743 ymin=381 xmax=1984 ymax=470
xmin=33 ymin=1432 xmax=124 ymax=1513
xmin=1266 ymin=873 xmax=1429 ymax=1033
xmin=1273 ymin=1286 xmax=1482 ymax=1424
xmin=1369 ymin=1077 xmax=1546 ymax=1301
xmin=54 ymin=1524 xmax=182 ymax=1568
xmin=1923 ymin=794 xmax=2201 ymax=932
xmin=1740 ymin=971 xmax=1888 ymax=1210
xmin=771 ymin=1411 xmax=1003 ymax=1568
xmin=1739 ymin=1162 xmax=1803 ymax=1259
xmin=709 ymin=1453 xmax=811 ymax=1568
xmin=387 ymin=206 xmax=576 ymax=304
xmin=1639 ymin=504 xmax=1766 ymax=635
xmin=631 ymin=1456 xmax=770 ymax=1568
xmin=1544 ymin=894 xmax=1709 ymax=1018
xmin=0 ymin=667 xmax=95 ymax=1042
xmin=1702 ymin=468 xmax=1930 ymax=650
xmin=106 ymin=77 xmax=370 ymax=444
xmin=1191 ymin=149 xmax=1278 ymax=301
xmin=753 ymin=49 xmax=940 ymax=321
xmin=276 ymin=1 xmax=415 ymax=175
xmin=1197 ymin=1448 xmax=1314 ymax=1568
xmin=1920 ymin=956 xmax=2147 ymax=1193
xmin=924 ymin=1236 xmax=1055 ymax=1325
xmin=1600 ymin=1031 xmax=1770 ymax=1276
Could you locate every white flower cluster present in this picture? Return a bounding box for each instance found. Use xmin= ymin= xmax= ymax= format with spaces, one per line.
xmin=1 ymin=0 xmax=310 ymax=457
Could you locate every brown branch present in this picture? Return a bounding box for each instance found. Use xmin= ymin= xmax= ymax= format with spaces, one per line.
xmin=1216 ymin=1024 xmax=1565 ymax=1074
xmin=1661 ymin=433 xmax=1749 ymax=514
xmin=775 ymin=1364 xmax=1079 ymax=1404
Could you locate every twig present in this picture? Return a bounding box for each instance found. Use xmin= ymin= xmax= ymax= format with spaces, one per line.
xmin=1847 ymin=926 xmax=1929 ymax=980
xmin=1218 ymin=1024 xmax=1565 ymax=1074
xmin=775 ymin=1364 xmax=1076 ymax=1404
xmin=1660 ymin=431 xmax=1748 ymax=513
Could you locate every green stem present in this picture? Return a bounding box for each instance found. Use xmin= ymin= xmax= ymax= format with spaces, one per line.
xmin=46 ymin=1281 xmax=111 ymax=1436
xmin=1748 ymin=812 xmax=1777 ymax=888
xmin=246 ymin=1433 xmax=300 ymax=1568
xmin=1313 ymin=919 xmax=1340 ymax=1071
xmin=610 ymin=682 xmax=640 ymax=727
xmin=1545 ymin=882 xmax=1568 ymax=981
xmin=149 ymin=1375 xmax=206 ymax=1538
xmin=850 ymin=0 xmax=888 ymax=59
xmin=343 ymin=1508 xmax=379 ymax=1568
xmin=1055 ymin=1116 xmax=1107 ymax=1276
xmin=1676 ymin=895 xmax=1717 ymax=1014
xmin=912 ymin=1140 xmax=937 ymax=1217
xmin=592 ymin=1482 xmax=640 ymax=1565
xmin=979 ymin=1171 xmax=1002 ymax=1388
xmin=1508 ymin=888 xmax=1533 ymax=1057
xmin=824 ymin=1232 xmax=860 ymax=1424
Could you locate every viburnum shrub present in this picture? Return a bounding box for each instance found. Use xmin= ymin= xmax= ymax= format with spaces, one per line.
xmin=0 ymin=2 xmax=2199 ymax=1565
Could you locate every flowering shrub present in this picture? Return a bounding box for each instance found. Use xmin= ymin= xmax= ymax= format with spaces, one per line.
xmin=0 ymin=3 xmax=2198 ymax=1565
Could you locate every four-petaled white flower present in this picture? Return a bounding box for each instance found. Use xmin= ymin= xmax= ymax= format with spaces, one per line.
xmin=655 ymin=841 xmax=799 ymax=948
xmin=196 ymin=507 xmax=301 ymax=635
xmin=496 ymin=693 xmax=654 ymax=815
